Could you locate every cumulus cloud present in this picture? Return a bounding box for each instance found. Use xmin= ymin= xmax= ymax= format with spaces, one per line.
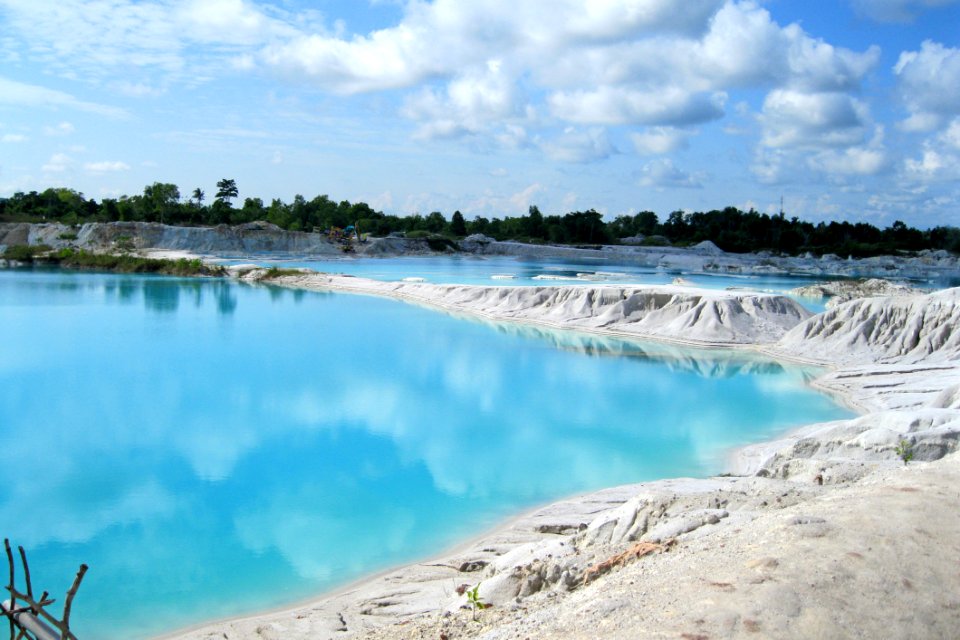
xmin=809 ymin=145 xmax=888 ymax=176
xmin=541 ymin=127 xmax=615 ymax=163
xmin=900 ymin=117 xmax=960 ymax=184
xmin=851 ymin=0 xmax=960 ymax=23
xmin=903 ymin=148 xmax=958 ymax=181
xmin=1 ymin=0 xmax=887 ymax=174
xmin=631 ymin=127 xmax=693 ymax=155
xmin=759 ymin=89 xmax=872 ymax=149
xmin=894 ymin=41 xmax=960 ymax=132
xmin=256 ymin=0 xmax=877 ymax=140
xmin=404 ymin=59 xmax=525 ymax=140
xmin=694 ymin=3 xmax=880 ymax=92
xmin=548 ymin=87 xmax=725 ymax=126
xmin=639 ymin=158 xmax=704 ymax=189
xmin=1 ymin=133 xmax=27 ymax=143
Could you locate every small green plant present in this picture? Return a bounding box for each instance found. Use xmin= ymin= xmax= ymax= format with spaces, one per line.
xmin=2 ymin=244 xmax=52 ymax=262
xmin=465 ymin=583 xmax=487 ymax=621
xmin=895 ymin=439 xmax=914 ymax=465
xmin=114 ymin=235 xmax=135 ymax=253
xmin=261 ymin=267 xmax=302 ymax=279
xmin=58 ymin=232 xmax=79 ymax=240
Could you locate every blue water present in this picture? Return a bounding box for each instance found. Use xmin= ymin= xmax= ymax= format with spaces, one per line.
xmin=0 ymin=269 xmax=853 ymax=639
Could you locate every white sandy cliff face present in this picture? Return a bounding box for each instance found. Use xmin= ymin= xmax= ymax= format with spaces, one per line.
xmin=163 ymin=273 xmax=960 ymax=640
xmin=270 ymin=273 xmax=812 ymax=347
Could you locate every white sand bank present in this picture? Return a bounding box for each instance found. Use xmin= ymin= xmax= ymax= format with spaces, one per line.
xmin=166 ymin=271 xmax=960 ymax=640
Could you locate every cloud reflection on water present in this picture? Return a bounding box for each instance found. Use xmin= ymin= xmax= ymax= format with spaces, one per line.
xmin=0 ymin=270 xmax=851 ymax=639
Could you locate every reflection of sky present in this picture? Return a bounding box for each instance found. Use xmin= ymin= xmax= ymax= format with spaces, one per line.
xmin=0 ymin=270 xmax=852 ymax=639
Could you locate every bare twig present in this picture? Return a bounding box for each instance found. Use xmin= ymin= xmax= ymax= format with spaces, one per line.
xmin=5 ymin=539 xmax=15 ymax=640
xmin=62 ymin=564 xmax=88 ymax=637
xmin=17 ymin=547 xmax=33 ymax=604
xmin=3 ymin=540 xmax=87 ymax=640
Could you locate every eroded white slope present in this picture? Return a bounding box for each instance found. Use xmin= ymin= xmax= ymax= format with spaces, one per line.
xmin=776 ymin=287 xmax=960 ymax=365
xmin=273 ymin=273 xmax=813 ymax=347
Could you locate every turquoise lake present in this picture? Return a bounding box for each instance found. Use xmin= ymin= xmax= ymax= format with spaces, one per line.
xmin=0 ymin=269 xmax=853 ymax=639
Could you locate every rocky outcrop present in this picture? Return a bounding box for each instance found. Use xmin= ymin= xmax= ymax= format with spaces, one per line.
xmin=776 ymin=287 xmax=960 ymax=365
xmin=789 ymin=277 xmax=918 ymax=308
xmin=275 ymin=273 xmax=813 ymax=347
xmin=730 ymin=408 xmax=960 ymax=482
xmin=76 ymin=221 xmax=344 ymax=255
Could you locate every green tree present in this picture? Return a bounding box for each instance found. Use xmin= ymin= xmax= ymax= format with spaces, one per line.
xmin=425 ymin=211 xmax=447 ymax=233
xmin=451 ymin=210 xmax=467 ymax=236
xmin=215 ymin=178 xmax=238 ymax=206
xmin=523 ymin=205 xmax=545 ymax=239
xmin=142 ymin=182 xmax=180 ymax=224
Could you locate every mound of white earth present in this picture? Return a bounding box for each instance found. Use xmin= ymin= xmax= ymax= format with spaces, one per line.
xmin=789 ymin=277 xmax=918 ymax=308
xmin=776 ymin=287 xmax=960 ymax=365
xmin=298 ymin=276 xmax=813 ymax=347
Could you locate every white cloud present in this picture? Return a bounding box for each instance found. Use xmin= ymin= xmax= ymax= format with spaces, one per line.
xmin=894 ymin=41 xmax=960 ymax=132
xmin=851 ymin=0 xmax=960 ymax=22
xmin=541 ymin=127 xmax=615 ymax=163
xmin=639 ymin=158 xmax=704 ymax=189
xmin=404 ymin=59 xmax=524 ymax=140
xmin=173 ymin=0 xmax=297 ymax=46
xmin=809 ymin=146 xmax=888 ymax=175
xmin=900 ymin=118 xmax=960 ymax=184
xmin=631 ymin=127 xmax=692 ymax=155
xmin=548 ymin=87 xmax=725 ymax=126
xmin=0 ymin=77 xmax=126 ymax=117
xmin=259 ymin=0 xmax=727 ymax=93
xmin=941 ymin=118 xmax=960 ymax=149
xmin=41 ymin=153 xmax=73 ymax=173
xmin=1 ymin=133 xmax=27 ymax=143
xmin=904 ymin=148 xmax=954 ymax=180
xmin=508 ymin=182 xmax=546 ymax=211
xmin=694 ymin=3 xmax=880 ymax=92
xmin=0 ymin=0 xmax=298 ymax=88
xmin=84 ymin=161 xmax=131 ymax=173
xmin=760 ymin=90 xmax=871 ymax=149
xmin=256 ymin=0 xmax=876 ymax=140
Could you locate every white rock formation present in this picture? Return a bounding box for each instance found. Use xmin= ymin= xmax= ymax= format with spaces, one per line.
xmin=775 ymin=287 xmax=960 ymax=365
xmin=279 ymin=274 xmax=813 ymax=347
xmin=789 ymin=277 xmax=918 ymax=308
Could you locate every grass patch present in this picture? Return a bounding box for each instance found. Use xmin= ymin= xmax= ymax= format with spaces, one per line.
xmin=2 ymin=244 xmax=53 ymax=262
xmin=53 ymin=249 xmax=225 ymax=276
xmin=261 ymin=267 xmax=303 ymax=279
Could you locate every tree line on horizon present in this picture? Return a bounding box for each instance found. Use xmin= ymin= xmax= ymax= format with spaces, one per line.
xmin=1 ymin=181 xmax=959 ymax=258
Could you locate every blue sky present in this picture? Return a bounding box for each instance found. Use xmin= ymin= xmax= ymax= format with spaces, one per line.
xmin=1 ymin=0 xmax=959 ymax=228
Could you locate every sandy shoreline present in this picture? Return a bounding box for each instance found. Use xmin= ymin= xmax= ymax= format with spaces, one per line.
xmin=158 ymin=266 xmax=960 ymax=640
